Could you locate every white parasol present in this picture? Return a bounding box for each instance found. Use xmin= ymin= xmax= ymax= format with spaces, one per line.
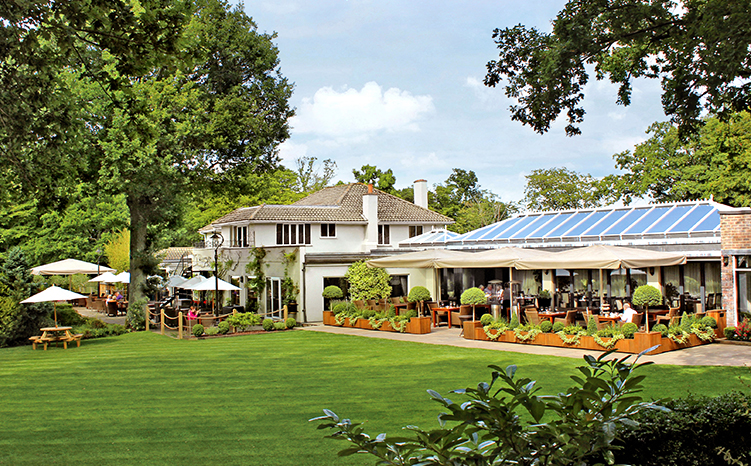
xmin=187 ymin=277 xmax=241 ymax=291
xmin=21 ymin=285 xmax=87 ymax=326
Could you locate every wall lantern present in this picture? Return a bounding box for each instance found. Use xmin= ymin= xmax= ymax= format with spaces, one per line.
xmin=723 ymin=255 xmax=730 ymax=267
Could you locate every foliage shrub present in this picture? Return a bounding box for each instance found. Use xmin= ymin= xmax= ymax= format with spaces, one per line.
xmin=615 ymin=392 xmax=751 ymax=466
xmin=724 ymin=326 xmax=737 ymax=340
xmin=226 ymin=312 xmax=261 ymax=331
xmin=386 ymin=306 xmax=397 ymax=318
xmin=344 ymin=261 xmax=392 ymax=301
xmin=73 ymin=323 xmax=127 ymax=339
xmin=407 ymin=286 xmax=431 ymax=303
xmin=552 ymin=321 xmax=564 ymax=333
xmin=460 ymin=287 xmax=487 ymax=305
xmin=539 ymin=320 xmax=552 ymax=333
xmin=680 ymin=312 xmax=695 ymax=332
xmin=285 ymin=317 xmax=297 ymax=328
xmin=126 ymin=298 xmax=148 ymax=331
xmin=652 ymin=323 xmax=668 ymax=337
xmin=218 ymin=321 xmax=230 ymax=334
xmin=262 ymin=318 xmax=274 ymax=331
xmin=204 ymin=326 xmax=219 ymax=336
xmin=621 ymin=322 xmax=638 ymax=339
xmin=55 ymin=303 xmax=86 ymax=326
xmin=632 ymin=285 xmax=662 ymax=309
xmin=322 ymin=285 xmax=343 ymax=299
xmin=404 ymin=309 xmax=418 ymax=319
xmin=332 ymin=303 xmax=347 ymax=315
xmin=192 ymin=324 xmax=204 ymax=337
xmin=361 ymin=309 xmax=376 ymax=319
xmin=587 ymin=316 xmax=598 ymax=335
xmin=735 ymin=318 xmax=751 ymax=341
xmin=538 ymin=289 xmax=550 ymax=299
xmin=702 ymin=316 xmax=717 ymax=328
xmin=313 ymin=351 xmax=661 ymax=465
xmin=273 ymin=321 xmax=286 ymax=330
xmin=480 ymin=314 xmax=494 ymax=326
xmin=509 ymin=313 xmax=520 ymax=330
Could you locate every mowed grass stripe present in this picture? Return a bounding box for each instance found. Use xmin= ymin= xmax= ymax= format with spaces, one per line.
xmin=1 ymin=330 xmax=749 ymax=465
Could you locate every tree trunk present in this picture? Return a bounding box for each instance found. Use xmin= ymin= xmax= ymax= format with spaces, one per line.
xmin=127 ymin=196 xmax=149 ymax=317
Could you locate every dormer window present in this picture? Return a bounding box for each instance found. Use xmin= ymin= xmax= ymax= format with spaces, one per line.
xmin=277 ymin=224 xmax=311 ymax=245
xmin=320 ymin=223 xmax=336 ymax=238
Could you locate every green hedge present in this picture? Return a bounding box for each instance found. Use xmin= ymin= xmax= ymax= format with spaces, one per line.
xmin=615 ymin=392 xmax=751 ymax=465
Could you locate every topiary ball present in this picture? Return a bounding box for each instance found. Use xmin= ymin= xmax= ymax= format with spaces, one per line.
xmin=332 ymin=302 xmax=347 ymax=315
xmin=621 ymin=322 xmax=638 ymax=339
xmin=218 ymin=321 xmax=230 ymax=334
xmin=725 ymin=326 xmax=737 ymax=340
xmin=480 ymin=313 xmax=494 ymax=326
xmin=192 ymin=323 xmax=205 ymax=337
xmin=262 ymin=318 xmax=274 ymax=331
xmin=653 ymin=323 xmax=669 ymax=337
xmin=702 ymin=316 xmax=717 ymax=328
xmin=274 ymin=321 xmax=286 ymax=330
xmin=322 ymin=285 xmax=344 ymax=299
xmin=285 ymin=317 xmax=297 ymax=328
xmin=552 ymin=321 xmax=565 ymax=333
xmin=460 ymin=287 xmax=488 ymax=305
xmin=632 ymin=285 xmax=663 ymax=308
xmin=408 ymin=286 xmax=431 ymax=303
xmin=539 ymin=320 xmax=553 ymax=333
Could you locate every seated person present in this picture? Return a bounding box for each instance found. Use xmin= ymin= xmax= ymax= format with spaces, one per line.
xmin=187 ymin=306 xmax=198 ymax=320
xmin=621 ymin=302 xmax=638 ymax=323
xmin=115 ymin=291 xmax=123 ymax=300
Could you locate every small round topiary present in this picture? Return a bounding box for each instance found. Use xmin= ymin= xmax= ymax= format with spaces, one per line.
xmin=262 ymin=318 xmax=274 ymax=331
xmin=552 ymin=321 xmax=565 ymax=333
xmin=460 ymin=287 xmax=488 ymax=306
xmin=273 ymin=321 xmax=286 ymax=330
xmin=192 ymin=323 xmax=205 ymax=337
xmin=702 ymin=316 xmax=718 ymax=328
xmin=322 ymin=285 xmax=344 ymax=299
xmin=621 ymin=322 xmax=638 ymax=339
xmin=285 ymin=317 xmax=297 ymax=328
xmin=332 ymin=302 xmax=347 ymax=315
xmin=408 ymin=286 xmax=431 ymax=303
xmin=653 ymin=323 xmax=669 ymax=337
xmin=539 ymin=320 xmax=553 ymax=333
xmin=632 ymin=285 xmax=663 ymax=309
xmin=218 ymin=321 xmax=230 ymax=335
xmin=724 ymin=326 xmax=737 ymax=340
xmin=480 ymin=313 xmax=494 ymax=326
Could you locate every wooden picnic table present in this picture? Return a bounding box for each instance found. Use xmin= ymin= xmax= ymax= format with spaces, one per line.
xmin=31 ymin=326 xmax=83 ymax=350
xmin=597 ymin=315 xmax=622 ymax=325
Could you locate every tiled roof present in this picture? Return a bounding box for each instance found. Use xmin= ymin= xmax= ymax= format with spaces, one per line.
xmin=156 ymin=247 xmax=193 ymax=262
xmin=200 ymin=183 xmax=453 ymax=231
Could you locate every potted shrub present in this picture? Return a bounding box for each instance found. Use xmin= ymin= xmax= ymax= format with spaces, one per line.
xmin=461 ymin=287 xmax=488 ymax=323
xmin=408 ymin=286 xmax=431 ymax=317
xmin=632 ymin=285 xmax=662 ymax=332
xmin=322 ymin=285 xmax=343 ymax=309
xmin=537 ymin=289 xmax=551 ymax=309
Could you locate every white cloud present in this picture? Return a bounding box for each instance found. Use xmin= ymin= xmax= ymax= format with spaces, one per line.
xmin=290 ymin=82 xmax=434 ymax=139
xmin=277 ymin=140 xmax=307 ymax=162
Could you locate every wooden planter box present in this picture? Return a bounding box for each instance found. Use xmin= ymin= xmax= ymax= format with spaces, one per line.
xmin=466 ymin=322 xmax=711 ymax=354
xmin=406 ymin=316 xmax=431 ymax=334
xmin=323 ymin=316 xmax=431 ymax=334
xmin=323 ymin=311 xmax=333 ymax=326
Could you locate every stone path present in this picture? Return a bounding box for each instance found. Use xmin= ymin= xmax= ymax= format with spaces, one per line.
xmin=303 ymin=324 xmax=751 ymax=367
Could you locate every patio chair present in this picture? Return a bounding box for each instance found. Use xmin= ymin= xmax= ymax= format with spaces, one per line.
xmin=450 ymin=305 xmax=472 ymax=328
xmin=353 ymin=300 xmax=368 ymax=311
xmin=524 ymin=309 xmax=540 ymax=326
xmin=694 ymin=311 xmax=706 ymax=320
xmin=428 ymin=302 xmax=448 ymax=327
xmin=554 ymin=310 xmax=577 ymax=327
xmin=656 ymin=306 xmax=680 ymax=327
xmin=106 ymin=301 xmax=118 ymax=317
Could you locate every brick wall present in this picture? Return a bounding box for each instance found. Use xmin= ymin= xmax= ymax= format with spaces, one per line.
xmin=720 ymin=210 xmax=751 ymax=325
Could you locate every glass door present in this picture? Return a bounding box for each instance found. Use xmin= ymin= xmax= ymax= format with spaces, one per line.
xmin=266 ymin=277 xmax=282 ymax=319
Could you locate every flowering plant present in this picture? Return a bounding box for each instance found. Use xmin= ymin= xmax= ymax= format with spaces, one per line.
xmin=735 ymin=318 xmax=751 ymax=341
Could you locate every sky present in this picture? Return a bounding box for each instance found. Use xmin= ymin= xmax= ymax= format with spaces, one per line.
xmin=240 ymin=0 xmax=668 ymax=206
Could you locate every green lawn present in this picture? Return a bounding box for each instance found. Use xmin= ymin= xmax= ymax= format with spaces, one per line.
xmin=1 ymin=330 xmax=749 ymax=465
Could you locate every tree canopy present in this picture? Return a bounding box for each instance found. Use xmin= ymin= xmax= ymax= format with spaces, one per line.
xmin=485 ymin=0 xmax=751 ymax=137
xmin=523 ymin=167 xmax=608 ymax=211
xmin=609 ymin=111 xmax=751 ymax=207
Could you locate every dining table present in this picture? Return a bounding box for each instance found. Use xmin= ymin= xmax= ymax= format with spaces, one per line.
xmin=431 ymin=307 xmax=457 ymax=328
xmin=537 ymin=311 xmax=566 ymax=322
xmin=597 ymin=314 xmax=623 ymax=325
xmin=31 ymin=326 xmax=82 ymax=350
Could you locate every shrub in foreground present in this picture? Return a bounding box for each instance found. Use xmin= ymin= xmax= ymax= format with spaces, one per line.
xmin=312 ymin=350 xmax=662 ymax=465
xmin=262 ymin=318 xmax=274 ymax=331
xmin=192 ymin=324 xmax=204 ymax=337
xmin=285 ymin=317 xmax=297 ymax=328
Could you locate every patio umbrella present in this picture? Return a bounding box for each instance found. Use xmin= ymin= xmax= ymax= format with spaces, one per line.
xmin=187 ymin=277 xmax=241 ymax=291
xmin=178 ymin=275 xmax=208 ymax=289
xmin=21 ymin=285 xmax=86 ymax=326
xmin=31 ymin=259 xmax=115 ymax=276
xmin=514 ymin=244 xmax=687 ymax=270
xmin=89 ymin=272 xmax=119 ymax=283
xmin=113 ymin=272 xmax=130 ymax=284
xmin=165 ymin=275 xmax=187 ymax=288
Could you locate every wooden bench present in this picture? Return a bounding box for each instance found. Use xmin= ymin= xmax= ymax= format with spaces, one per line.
xmin=63 ymin=333 xmax=84 ymax=348
xmin=29 ymin=335 xmax=46 ymax=350
xmin=29 ymin=333 xmax=83 ymax=350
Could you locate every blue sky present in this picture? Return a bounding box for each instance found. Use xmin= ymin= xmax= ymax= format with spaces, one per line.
xmin=241 ymin=1 xmax=667 ymax=206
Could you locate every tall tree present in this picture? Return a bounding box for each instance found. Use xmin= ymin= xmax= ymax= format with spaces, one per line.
xmin=2 ymin=0 xmax=294 ymax=309
xmin=609 ymin=112 xmax=751 ymax=207
xmin=352 ymin=165 xmax=397 ymax=194
xmin=294 ymin=156 xmax=337 ymax=193
xmin=485 ymin=0 xmax=751 ymax=137
xmin=523 ymin=167 xmax=609 ymax=211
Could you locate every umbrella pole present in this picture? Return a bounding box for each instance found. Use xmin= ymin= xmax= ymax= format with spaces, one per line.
xmin=54 ymin=302 xmax=58 ymax=327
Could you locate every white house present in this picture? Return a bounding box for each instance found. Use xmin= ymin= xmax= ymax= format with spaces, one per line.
xmin=192 ymin=180 xmax=453 ymax=321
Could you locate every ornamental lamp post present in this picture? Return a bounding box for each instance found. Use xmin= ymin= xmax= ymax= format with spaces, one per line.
xmin=210 ymin=230 xmax=224 ymax=316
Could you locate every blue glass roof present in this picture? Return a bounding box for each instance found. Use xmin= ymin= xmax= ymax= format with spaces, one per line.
xmin=445 ymin=200 xmax=727 ymax=247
